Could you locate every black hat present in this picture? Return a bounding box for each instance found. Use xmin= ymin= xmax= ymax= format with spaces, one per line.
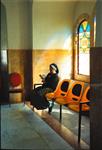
xmin=50 ymin=63 xmax=59 ymax=74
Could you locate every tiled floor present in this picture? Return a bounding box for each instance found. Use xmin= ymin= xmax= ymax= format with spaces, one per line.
xmin=49 ymin=103 xmax=90 ymax=144
xmin=27 ymin=102 xmax=90 ymax=150
xmin=1 ymin=103 xmax=73 ymax=150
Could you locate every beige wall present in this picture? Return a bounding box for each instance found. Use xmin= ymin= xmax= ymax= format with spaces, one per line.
xmin=73 ymin=0 xmax=96 ymax=23
xmin=96 ymin=0 xmax=102 ymax=47
xmin=1 ymin=0 xmax=32 ymax=49
xmin=32 ymin=1 xmax=75 ymax=84
xmin=1 ymin=0 xmax=97 ymax=103
xmin=1 ymin=0 xmax=96 ymax=49
xmin=32 ymin=1 xmax=75 ymax=49
xmin=32 ymin=49 xmax=72 ymax=84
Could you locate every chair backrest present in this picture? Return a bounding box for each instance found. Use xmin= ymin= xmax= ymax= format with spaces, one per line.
xmin=9 ymin=72 xmax=22 ymax=88
xmin=54 ymin=79 xmax=71 ymax=98
xmin=66 ymin=80 xmax=85 ymax=103
xmin=81 ymin=85 xmax=90 ymax=103
xmin=80 ymin=85 xmax=90 ymax=111
xmin=68 ymin=85 xmax=90 ymax=112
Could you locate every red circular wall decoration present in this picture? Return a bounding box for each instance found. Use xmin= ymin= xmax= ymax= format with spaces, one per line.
xmin=9 ymin=72 xmax=22 ymax=87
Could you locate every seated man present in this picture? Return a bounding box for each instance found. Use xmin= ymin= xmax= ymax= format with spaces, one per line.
xmin=29 ymin=63 xmax=59 ymax=111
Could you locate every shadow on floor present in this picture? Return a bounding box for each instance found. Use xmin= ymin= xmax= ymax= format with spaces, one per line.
xmin=27 ymin=102 xmax=90 ymax=150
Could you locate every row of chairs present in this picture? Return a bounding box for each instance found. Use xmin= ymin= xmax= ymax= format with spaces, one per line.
xmin=45 ymin=79 xmax=90 ymax=144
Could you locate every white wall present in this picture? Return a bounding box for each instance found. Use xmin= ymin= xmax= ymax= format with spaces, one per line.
xmin=32 ymin=1 xmax=76 ymax=50
xmin=1 ymin=0 xmax=98 ymax=49
xmin=1 ymin=1 xmax=7 ymax=50
xmin=1 ymin=0 xmax=32 ymax=49
xmin=96 ymin=0 xmax=102 ymax=47
xmin=73 ymin=0 xmax=96 ymax=23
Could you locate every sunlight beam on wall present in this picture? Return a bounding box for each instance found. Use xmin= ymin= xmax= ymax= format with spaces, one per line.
xmin=45 ymin=29 xmax=72 ymax=50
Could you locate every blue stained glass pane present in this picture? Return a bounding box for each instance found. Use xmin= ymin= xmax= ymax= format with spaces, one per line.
xmin=79 ymin=25 xmax=83 ymax=33
xmin=86 ymin=24 xmax=90 ymax=32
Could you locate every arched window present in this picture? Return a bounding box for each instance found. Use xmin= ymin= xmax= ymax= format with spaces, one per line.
xmin=73 ymin=14 xmax=94 ymax=82
xmin=78 ymin=20 xmax=90 ymax=75
xmin=74 ymin=14 xmax=96 ymax=82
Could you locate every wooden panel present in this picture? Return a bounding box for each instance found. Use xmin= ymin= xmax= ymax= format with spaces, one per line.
xmin=0 ymin=50 xmax=9 ymax=104
xmin=8 ymin=49 xmax=32 ymax=103
xmin=90 ymin=47 xmax=102 ymax=150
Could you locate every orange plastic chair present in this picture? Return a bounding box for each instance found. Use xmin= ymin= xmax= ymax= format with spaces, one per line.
xmin=46 ymin=79 xmax=71 ymax=101
xmin=46 ymin=79 xmax=71 ymax=114
xmin=55 ymin=80 xmax=85 ymax=121
xmin=55 ymin=80 xmax=85 ymax=105
xmin=68 ymin=85 xmax=90 ymax=112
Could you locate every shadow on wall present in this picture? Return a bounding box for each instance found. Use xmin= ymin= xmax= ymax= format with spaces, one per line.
xmin=32 ymin=49 xmax=72 ymax=84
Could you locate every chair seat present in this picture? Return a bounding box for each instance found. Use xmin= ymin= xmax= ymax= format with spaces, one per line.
xmin=46 ymin=93 xmax=55 ymax=100
xmin=68 ymin=103 xmax=90 ymax=112
xmin=9 ymin=88 xmax=23 ymax=93
xmin=55 ymin=97 xmax=68 ymax=105
xmin=9 ymin=88 xmax=24 ymax=104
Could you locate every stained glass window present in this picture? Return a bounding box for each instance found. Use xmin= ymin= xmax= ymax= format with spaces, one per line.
xmin=78 ymin=20 xmax=90 ymax=75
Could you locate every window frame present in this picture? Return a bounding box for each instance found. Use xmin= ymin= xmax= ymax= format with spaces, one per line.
xmin=78 ymin=19 xmax=90 ymax=76
xmin=73 ymin=14 xmax=94 ymax=83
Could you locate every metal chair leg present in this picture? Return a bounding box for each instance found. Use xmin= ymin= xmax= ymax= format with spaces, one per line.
xmin=60 ymin=105 xmax=62 ymax=122
xmin=78 ymin=103 xmax=82 ymax=144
